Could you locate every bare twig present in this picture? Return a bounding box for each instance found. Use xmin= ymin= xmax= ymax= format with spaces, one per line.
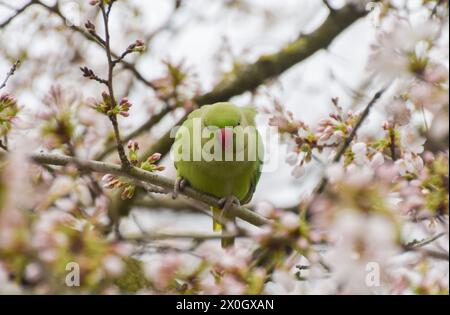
xmin=430 ymin=0 xmax=447 ymax=18
xmin=421 ymin=249 xmax=450 ymax=261
xmin=89 ymin=1 xmax=130 ymax=169
xmin=34 ymin=0 xmax=156 ymax=90
xmin=0 ymin=139 xmax=7 ymax=151
xmin=127 ymin=213 xmax=244 ymax=242
xmin=0 ymin=60 xmax=20 ymax=91
xmin=389 ymin=125 xmax=397 ymax=161
xmin=79 ymin=66 xmax=108 ymax=86
xmin=137 ymin=181 xmax=167 ymax=195
xmin=93 ymin=1 xmax=185 ymax=161
xmin=403 ymin=232 xmax=447 ymax=250
xmin=0 ymin=0 xmax=36 ymax=29
xmin=133 ymin=196 xmax=212 ymax=215
xmin=125 ymin=232 xmax=245 ymax=242
xmin=403 ymin=232 xmax=449 ymax=261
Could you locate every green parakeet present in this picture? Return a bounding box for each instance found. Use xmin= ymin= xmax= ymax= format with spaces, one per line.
xmin=173 ymin=102 xmax=264 ymax=247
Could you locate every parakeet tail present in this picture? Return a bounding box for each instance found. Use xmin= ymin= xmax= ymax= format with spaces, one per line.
xmin=221 ymin=231 xmax=235 ymax=248
xmin=211 ymin=206 xmax=235 ymax=248
xmin=211 ymin=207 xmax=222 ymax=232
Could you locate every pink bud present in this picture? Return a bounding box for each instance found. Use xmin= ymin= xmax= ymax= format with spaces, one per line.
xmin=148 ymin=152 xmax=162 ymax=163
xmin=127 ymin=140 xmax=139 ymax=151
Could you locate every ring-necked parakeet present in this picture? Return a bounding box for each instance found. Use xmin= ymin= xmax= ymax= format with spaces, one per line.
xmin=172 ymin=102 xmax=264 ymax=247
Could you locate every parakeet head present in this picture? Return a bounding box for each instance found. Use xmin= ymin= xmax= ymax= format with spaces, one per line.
xmin=202 ymin=102 xmax=255 ymax=151
xmin=203 ymin=102 xmax=243 ymax=128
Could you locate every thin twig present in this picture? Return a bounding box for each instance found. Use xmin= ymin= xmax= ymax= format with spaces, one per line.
xmin=125 ymin=231 xmax=245 ymax=242
xmin=0 ymin=140 xmax=7 ymax=151
xmin=97 ymin=1 xmax=131 ymax=169
xmin=403 ymin=232 xmax=447 ymax=250
xmin=34 ymin=0 xmax=156 ymax=90
xmin=430 ymin=0 xmax=446 ymax=18
xmin=421 ymin=249 xmax=450 ymax=261
xmin=0 ymin=60 xmax=20 ymax=91
xmin=133 ymin=196 xmax=212 ymax=216
xmin=80 ymin=66 xmax=108 ymax=86
xmin=403 ymin=232 xmax=449 ymax=261
xmin=389 ymin=125 xmax=397 ymax=161
xmin=129 ymin=210 xmax=235 ymax=242
xmin=0 ymin=0 xmax=36 ymax=29
xmin=137 ymin=181 xmax=167 ymax=195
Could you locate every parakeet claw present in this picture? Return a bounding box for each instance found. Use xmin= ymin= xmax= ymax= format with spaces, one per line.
xmin=218 ymin=196 xmax=240 ymax=219
xmin=172 ymin=177 xmax=188 ymax=199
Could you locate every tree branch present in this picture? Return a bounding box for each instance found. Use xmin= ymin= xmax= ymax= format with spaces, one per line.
xmin=125 ymin=231 xmax=246 ymax=242
xmin=133 ymin=196 xmax=216 ymax=216
xmin=403 ymin=232 xmax=447 ymax=250
xmin=403 ymin=232 xmax=449 ymax=261
xmin=30 ymin=152 xmax=270 ymax=227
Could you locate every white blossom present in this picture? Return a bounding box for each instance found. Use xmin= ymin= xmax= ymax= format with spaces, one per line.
xmin=371 ymin=152 xmax=385 ymax=168
xmin=352 ymin=142 xmax=369 ymax=165
xmin=103 ymin=255 xmax=125 ymax=276
xmin=291 ymin=164 xmax=305 ymax=178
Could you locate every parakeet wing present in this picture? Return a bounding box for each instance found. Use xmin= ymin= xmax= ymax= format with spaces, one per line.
xmin=241 ymin=130 xmax=264 ymax=204
xmin=173 ymin=105 xmax=210 ymax=171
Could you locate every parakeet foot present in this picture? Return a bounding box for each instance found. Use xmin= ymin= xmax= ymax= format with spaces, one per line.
xmin=218 ymin=196 xmax=240 ymax=220
xmin=172 ymin=177 xmax=188 ymax=199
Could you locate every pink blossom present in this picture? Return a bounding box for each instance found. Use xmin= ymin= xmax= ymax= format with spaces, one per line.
xmin=386 ymin=99 xmax=411 ymax=126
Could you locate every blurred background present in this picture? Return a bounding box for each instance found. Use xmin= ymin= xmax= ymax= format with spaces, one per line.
xmin=0 ymin=0 xmax=448 ymax=294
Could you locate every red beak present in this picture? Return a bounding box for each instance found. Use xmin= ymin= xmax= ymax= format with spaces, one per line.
xmin=219 ymin=128 xmax=233 ymax=149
